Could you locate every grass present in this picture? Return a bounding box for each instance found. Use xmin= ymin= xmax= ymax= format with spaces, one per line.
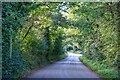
xmin=79 ymin=56 xmax=118 ymax=80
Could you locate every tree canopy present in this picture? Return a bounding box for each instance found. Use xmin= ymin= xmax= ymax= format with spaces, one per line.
xmin=2 ymin=2 xmax=119 ymax=78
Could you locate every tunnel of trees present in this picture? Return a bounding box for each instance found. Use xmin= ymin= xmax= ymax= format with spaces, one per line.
xmin=2 ymin=2 xmax=120 ymax=78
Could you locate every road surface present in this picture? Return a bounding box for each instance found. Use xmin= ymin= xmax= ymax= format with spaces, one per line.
xmin=27 ymin=52 xmax=102 ymax=78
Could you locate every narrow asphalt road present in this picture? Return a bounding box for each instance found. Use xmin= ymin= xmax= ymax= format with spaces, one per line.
xmin=27 ymin=52 xmax=102 ymax=78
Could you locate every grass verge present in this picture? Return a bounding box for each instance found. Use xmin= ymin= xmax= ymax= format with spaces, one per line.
xmin=79 ymin=56 xmax=118 ymax=80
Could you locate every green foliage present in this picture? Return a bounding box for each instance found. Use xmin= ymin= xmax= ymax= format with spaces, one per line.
xmin=67 ymin=2 xmax=118 ymax=66
xmin=65 ymin=2 xmax=119 ymax=79
xmin=2 ymin=2 xmax=34 ymax=78
xmin=2 ymin=2 xmax=66 ymax=78
xmin=53 ymin=29 xmax=64 ymax=57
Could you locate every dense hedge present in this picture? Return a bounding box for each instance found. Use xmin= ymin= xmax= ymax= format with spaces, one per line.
xmin=2 ymin=2 xmax=66 ymax=78
xmin=68 ymin=2 xmax=119 ymax=78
